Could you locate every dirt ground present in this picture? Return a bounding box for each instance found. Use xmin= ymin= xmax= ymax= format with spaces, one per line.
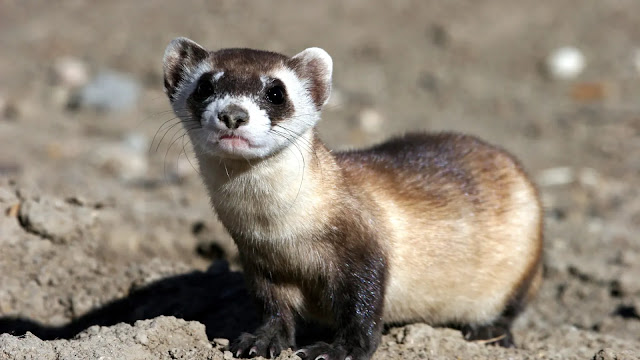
xmin=1 ymin=1 xmax=640 ymax=359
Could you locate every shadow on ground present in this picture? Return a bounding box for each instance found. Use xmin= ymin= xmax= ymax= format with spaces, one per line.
xmin=0 ymin=261 xmax=258 ymax=341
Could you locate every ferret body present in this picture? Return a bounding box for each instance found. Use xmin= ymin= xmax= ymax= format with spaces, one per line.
xmin=163 ymin=37 xmax=543 ymax=360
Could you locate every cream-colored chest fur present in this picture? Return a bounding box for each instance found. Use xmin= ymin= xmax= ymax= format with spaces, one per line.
xmin=197 ymin=135 xmax=336 ymax=278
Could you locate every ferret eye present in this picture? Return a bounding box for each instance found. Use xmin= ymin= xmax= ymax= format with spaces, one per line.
xmin=194 ymin=80 xmax=214 ymax=100
xmin=265 ymin=86 xmax=285 ymax=105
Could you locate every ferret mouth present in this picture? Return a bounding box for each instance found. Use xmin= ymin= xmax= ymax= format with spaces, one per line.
xmin=218 ymin=134 xmax=252 ymax=147
xmin=220 ymin=134 xmax=247 ymax=140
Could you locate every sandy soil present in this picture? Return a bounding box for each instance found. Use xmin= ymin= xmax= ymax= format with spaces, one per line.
xmin=1 ymin=1 xmax=639 ymax=359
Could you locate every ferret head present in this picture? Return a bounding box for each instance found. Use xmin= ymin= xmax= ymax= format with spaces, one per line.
xmin=163 ymin=37 xmax=332 ymax=160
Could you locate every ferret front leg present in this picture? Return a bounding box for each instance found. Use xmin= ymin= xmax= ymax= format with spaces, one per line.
xmin=296 ymin=255 xmax=387 ymax=360
xmin=230 ymin=277 xmax=296 ymax=359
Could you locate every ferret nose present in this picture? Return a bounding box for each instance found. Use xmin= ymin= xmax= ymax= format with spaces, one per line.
xmin=218 ymin=105 xmax=249 ymax=129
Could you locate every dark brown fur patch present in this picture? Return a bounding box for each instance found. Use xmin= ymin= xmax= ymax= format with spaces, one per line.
xmin=212 ymin=49 xmax=288 ymax=73
xmin=335 ymin=133 xmax=487 ymax=208
xmin=184 ymin=49 xmax=296 ymax=125
xmin=335 ymin=132 xmax=535 ymax=219
xmin=163 ymin=39 xmax=210 ymax=101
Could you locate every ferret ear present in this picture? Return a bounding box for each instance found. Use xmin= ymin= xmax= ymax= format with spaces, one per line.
xmin=290 ymin=48 xmax=333 ymax=109
xmin=163 ymin=37 xmax=209 ymax=101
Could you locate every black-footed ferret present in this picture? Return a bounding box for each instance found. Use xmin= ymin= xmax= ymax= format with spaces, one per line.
xmin=163 ymin=37 xmax=543 ymax=360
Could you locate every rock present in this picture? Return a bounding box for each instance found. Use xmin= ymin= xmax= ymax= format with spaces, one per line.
xmin=213 ymin=338 xmax=229 ymax=347
xmin=593 ymin=348 xmax=639 ymax=360
xmin=6 ymin=202 xmax=20 ymax=217
xmin=358 ymin=108 xmax=384 ymax=134
xmin=0 ymin=316 xmax=217 ymax=360
xmin=536 ymin=166 xmax=575 ymax=187
xmin=51 ymin=57 xmax=89 ymax=89
xmin=0 ymin=332 xmax=57 ymax=360
xmin=546 ymin=46 xmax=586 ymax=80
xmin=74 ymin=70 xmax=141 ymax=112
xmin=17 ymin=196 xmax=97 ymax=244
xmin=619 ymin=269 xmax=640 ymax=295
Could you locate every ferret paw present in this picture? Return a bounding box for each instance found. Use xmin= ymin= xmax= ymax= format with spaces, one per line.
xmin=230 ymin=331 xmax=290 ymax=358
xmin=295 ymin=342 xmax=366 ymax=360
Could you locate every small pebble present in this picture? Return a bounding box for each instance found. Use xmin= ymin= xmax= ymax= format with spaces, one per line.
xmin=358 ymin=108 xmax=384 ymax=134
xmin=213 ymin=338 xmax=229 ymax=347
xmin=76 ymin=70 xmax=141 ymax=112
xmin=546 ymin=46 xmax=586 ymax=80
xmin=6 ymin=202 xmax=20 ymax=217
xmin=134 ymin=332 xmax=149 ymax=345
xmin=536 ymin=166 xmax=575 ymax=187
xmin=52 ymin=57 xmax=89 ymax=88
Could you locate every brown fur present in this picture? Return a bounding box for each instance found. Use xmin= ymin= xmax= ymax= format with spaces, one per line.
xmin=199 ymin=130 xmax=542 ymax=327
xmin=335 ymin=133 xmax=543 ymax=325
xmin=163 ymin=39 xmax=543 ymax=358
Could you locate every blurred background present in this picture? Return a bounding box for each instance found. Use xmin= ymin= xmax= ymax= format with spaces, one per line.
xmin=0 ymin=1 xmax=639 ymax=358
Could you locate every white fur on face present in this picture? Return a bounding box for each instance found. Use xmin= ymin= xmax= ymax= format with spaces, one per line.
xmin=189 ymin=95 xmax=274 ymax=159
xmin=270 ymin=66 xmax=320 ymax=140
xmin=174 ymin=64 xmax=321 ymax=161
xmin=213 ymin=71 xmax=224 ymax=81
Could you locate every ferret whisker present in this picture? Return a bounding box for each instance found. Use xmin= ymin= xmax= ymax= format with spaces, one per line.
xmin=270 ymin=126 xmax=311 ymax=151
xmin=179 ymin=132 xmax=201 ymax=176
xmin=155 ymin=119 xmax=193 ymax=152
xmin=269 ymin=130 xmax=308 ymax=162
xmin=159 ymin=122 xmax=186 ymax=154
xmin=134 ymin=109 xmax=182 ymax=129
xmin=150 ymin=117 xmax=198 ymax=152
xmin=167 ymin=121 xmax=195 ymax=150
xmin=285 ymin=139 xmax=306 ymax=213
xmin=241 ymin=153 xmax=255 ymax=169
xmin=163 ymin=126 xmax=199 ymax=180
xmin=272 ymin=125 xmax=319 ymax=164
xmin=269 ymin=129 xmax=307 ymax=170
xmin=223 ymin=160 xmax=231 ymax=180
